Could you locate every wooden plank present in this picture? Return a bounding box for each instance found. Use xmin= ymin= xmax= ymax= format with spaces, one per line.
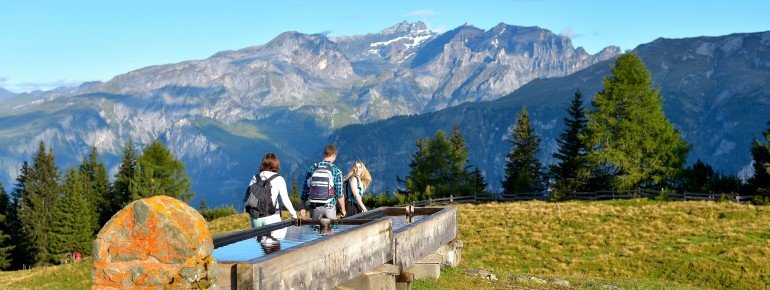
xmin=393 ymin=206 xmax=457 ymax=270
xmin=246 ymin=218 xmax=394 ymax=290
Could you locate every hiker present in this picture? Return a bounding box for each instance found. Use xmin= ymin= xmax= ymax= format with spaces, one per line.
xmin=245 ymin=153 xmax=297 ymax=228
xmin=300 ymin=145 xmax=345 ymax=219
xmin=343 ymin=160 xmax=372 ymax=216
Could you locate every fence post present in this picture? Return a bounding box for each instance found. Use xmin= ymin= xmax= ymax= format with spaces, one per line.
xmin=450 ymin=194 xmax=454 ymax=203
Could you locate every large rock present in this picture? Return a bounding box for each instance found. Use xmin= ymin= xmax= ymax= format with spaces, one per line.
xmin=92 ymin=195 xmax=215 ymax=289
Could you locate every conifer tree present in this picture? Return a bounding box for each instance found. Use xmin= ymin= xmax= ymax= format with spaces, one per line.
xmin=585 ymin=53 xmax=689 ymax=190
xmin=199 ymin=198 xmax=208 ymax=211
xmin=79 ymin=145 xmax=110 ymax=231
xmin=403 ymin=139 xmax=429 ymax=195
xmin=130 ymin=140 xmax=193 ymax=201
xmin=290 ymin=177 xmax=300 ymax=206
xmin=112 ymin=139 xmax=137 ymax=214
xmin=0 ymin=182 xmax=13 ymax=269
xmin=19 ymin=142 xmax=60 ymax=265
xmin=50 ymin=168 xmax=94 ymax=259
xmin=748 ymin=119 xmax=770 ymax=202
xmin=467 ymin=166 xmax=487 ymax=194
xmin=550 ymin=89 xmax=589 ymax=195
xmin=7 ymin=161 xmax=30 ymax=269
xmin=502 ymin=106 xmax=545 ymax=194
xmin=403 ymin=128 xmax=483 ymax=197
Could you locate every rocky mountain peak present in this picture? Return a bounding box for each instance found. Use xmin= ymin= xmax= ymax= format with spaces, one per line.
xmin=380 ymin=20 xmax=429 ymax=35
xmin=0 ymin=87 xmax=16 ymax=101
xmin=266 ymin=31 xmax=335 ymax=50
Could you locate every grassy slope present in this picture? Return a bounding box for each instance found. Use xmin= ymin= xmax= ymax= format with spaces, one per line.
xmin=415 ymin=200 xmax=770 ymax=289
xmin=0 ymin=214 xmax=253 ymax=290
xmin=2 ymin=200 xmax=768 ymax=289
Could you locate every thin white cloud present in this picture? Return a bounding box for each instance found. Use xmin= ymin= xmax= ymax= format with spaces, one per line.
xmin=560 ymin=28 xmax=583 ymax=39
xmin=6 ymin=79 xmax=83 ymax=93
xmin=0 ymin=76 xmax=8 ymax=84
xmin=404 ymin=10 xmax=436 ymax=17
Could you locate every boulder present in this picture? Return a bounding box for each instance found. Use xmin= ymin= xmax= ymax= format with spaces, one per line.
xmin=92 ymin=195 xmax=215 ymax=289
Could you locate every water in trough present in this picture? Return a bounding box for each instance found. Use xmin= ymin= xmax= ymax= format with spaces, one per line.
xmin=212 ymin=215 xmax=425 ymax=263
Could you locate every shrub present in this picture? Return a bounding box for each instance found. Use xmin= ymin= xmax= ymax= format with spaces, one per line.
xmin=199 ymin=205 xmax=237 ymax=221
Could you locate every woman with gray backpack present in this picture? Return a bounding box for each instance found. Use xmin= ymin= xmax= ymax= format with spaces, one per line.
xmin=244 ymin=153 xmax=298 ymax=229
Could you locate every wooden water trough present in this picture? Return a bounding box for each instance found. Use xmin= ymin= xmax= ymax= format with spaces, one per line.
xmin=212 ymin=206 xmax=459 ymax=289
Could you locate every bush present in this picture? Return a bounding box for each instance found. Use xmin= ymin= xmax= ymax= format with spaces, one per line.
xmin=199 ymin=205 xmax=237 ymax=221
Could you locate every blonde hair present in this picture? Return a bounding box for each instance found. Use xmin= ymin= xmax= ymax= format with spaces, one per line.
xmin=345 ymin=160 xmax=372 ymax=192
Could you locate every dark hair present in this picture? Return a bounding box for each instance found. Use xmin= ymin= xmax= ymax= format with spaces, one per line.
xmin=324 ymin=145 xmax=337 ymax=158
xmin=260 ymin=153 xmax=280 ymax=173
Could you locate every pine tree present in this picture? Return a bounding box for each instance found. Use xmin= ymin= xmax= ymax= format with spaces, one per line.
xmin=199 ymin=198 xmax=208 ymax=211
xmin=502 ymin=106 xmax=545 ymax=194
xmin=19 ymin=142 xmax=60 ymax=265
xmin=79 ymin=145 xmax=110 ymax=232
xmin=290 ymin=177 xmax=301 ymax=207
xmin=748 ymin=119 xmax=770 ymax=202
xmin=467 ymin=166 xmax=487 ymax=194
xmin=50 ymin=168 xmax=94 ymax=260
xmin=682 ymin=159 xmax=715 ymax=192
xmin=403 ymin=128 xmax=483 ymax=198
xmin=550 ymin=90 xmax=589 ymax=195
xmin=0 ymin=182 xmax=13 ymax=269
xmin=7 ymin=161 xmax=30 ymax=269
xmin=112 ymin=139 xmax=137 ymax=214
xmin=403 ymin=139 xmax=429 ymax=195
xmin=130 ymin=140 xmax=193 ymax=202
xmin=585 ymin=53 xmax=689 ymax=190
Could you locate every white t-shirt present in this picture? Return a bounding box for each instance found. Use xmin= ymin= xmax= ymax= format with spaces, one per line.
xmin=249 ymin=171 xmax=298 ymax=219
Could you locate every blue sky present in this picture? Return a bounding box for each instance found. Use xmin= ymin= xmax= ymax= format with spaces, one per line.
xmin=1 ymin=0 xmax=768 ymax=93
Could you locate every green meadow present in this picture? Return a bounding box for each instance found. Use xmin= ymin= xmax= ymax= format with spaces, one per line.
xmin=1 ymin=200 xmax=768 ymax=289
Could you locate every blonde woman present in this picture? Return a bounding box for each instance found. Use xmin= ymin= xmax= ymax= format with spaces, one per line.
xmin=344 ymin=160 xmax=372 ymax=216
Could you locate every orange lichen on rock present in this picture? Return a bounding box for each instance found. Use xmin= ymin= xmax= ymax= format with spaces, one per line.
xmin=92 ymin=195 xmax=216 ymax=289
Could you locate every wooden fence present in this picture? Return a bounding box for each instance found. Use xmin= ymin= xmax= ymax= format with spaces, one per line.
xmin=402 ymin=190 xmax=757 ymax=207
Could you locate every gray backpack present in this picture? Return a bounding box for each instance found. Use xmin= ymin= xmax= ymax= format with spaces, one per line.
xmin=243 ymin=174 xmax=279 ymax=218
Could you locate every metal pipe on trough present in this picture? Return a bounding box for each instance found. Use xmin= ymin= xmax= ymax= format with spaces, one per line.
xmin=213 ymin=220 xmax=295 ymax=248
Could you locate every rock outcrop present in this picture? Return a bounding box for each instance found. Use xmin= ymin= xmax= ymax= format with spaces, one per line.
xmin=92 ymin=195 xmax=215 ymax=289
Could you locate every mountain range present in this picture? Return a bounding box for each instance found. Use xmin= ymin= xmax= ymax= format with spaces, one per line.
xmin=331 ymin=31 xmax=770 ymax=192
xmin=0 ymin=88 xmax=15 ymax=102
xmin=1 ymin=21 xmax=767 ymax=206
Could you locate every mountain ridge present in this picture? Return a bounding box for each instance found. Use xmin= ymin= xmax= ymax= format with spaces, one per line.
xmin=330 ymin=30 xmax=770 ymax=192
xmin=0 ymin=21 xmax=625 ymax=206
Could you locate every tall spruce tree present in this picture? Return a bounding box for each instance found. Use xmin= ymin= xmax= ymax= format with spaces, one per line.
xmin=748 ymin=119 xmax=770 ymax=202
xmin=550 ymin=89 xmax=589 ymax=194
xmin=0 ymin=182 xmax=13 ymax=269
xmin=19 ymin=142 xmax=60 ymax=265
xmin=403 ymin=139 xmax=429 ymax=196
xmin=585 ymin=53 xmax=689 ymax=190
xmin=79 ymin=145 xmax=110 ymax=231
xmin=50 ymin=168 xmax=94 ymax=259
xmin=7 ymin=161 xmax=30 ymax=269
xmin=502 ymin=106 xmax=545 ymax=194
xmin=449 ymin=125 xmax=486 ymax=195
xmin=130 ymin=140 xmax=193 ymax=201
xmin=112 ymin=139 xmax=137 ymax=214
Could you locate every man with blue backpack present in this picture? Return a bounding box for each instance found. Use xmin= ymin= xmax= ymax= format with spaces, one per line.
xmin=300 ymin=145 xmax=346 ymax=219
